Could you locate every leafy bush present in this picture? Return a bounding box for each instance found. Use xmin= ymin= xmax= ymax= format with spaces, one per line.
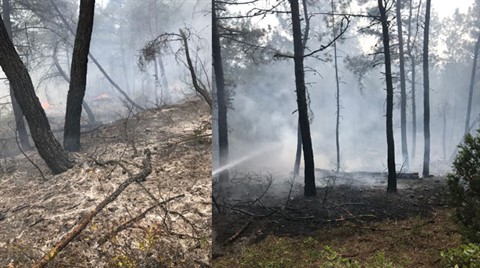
xmin=441 ymin=243 xmax=480 ymax=267
xmin=447 ymin=129 xmax=480 ymax=242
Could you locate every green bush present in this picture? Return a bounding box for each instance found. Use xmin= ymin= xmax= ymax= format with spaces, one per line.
xmin=441 ymin=243 xmax=480 ymax=267
xmin=447 ymin=129 xmax=480 ymax=242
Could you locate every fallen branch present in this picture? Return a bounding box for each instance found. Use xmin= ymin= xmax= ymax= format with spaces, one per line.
xmin=32 ymin=149 xmax=152 ymax=268
xmin=227 ymin=217 xmax=253 ymax=243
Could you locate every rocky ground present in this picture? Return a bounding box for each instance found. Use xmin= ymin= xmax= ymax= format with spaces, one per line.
xmin=0 ymin=98 xmax=211 ymax=267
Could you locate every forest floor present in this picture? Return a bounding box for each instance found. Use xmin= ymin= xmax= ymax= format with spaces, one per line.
xmin=212 ymin=173 xmax=461 ymax=267
xmin=0 ymin=98 xmax=211 ymax=267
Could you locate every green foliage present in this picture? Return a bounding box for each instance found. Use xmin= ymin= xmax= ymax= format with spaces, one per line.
xmin=441 ymin=243 xmax=480 ymax=267
xmin=447 ymin=129 xmax=480 ymax=242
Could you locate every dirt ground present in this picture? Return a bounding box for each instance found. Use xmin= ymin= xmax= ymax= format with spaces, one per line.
xmin=0 ymin=98 xmax=211 ymax=267
xmin=212 ymin=172 xmax=455 ymax=267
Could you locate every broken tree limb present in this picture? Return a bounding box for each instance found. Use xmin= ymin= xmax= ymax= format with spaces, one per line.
xmin=32 ymin=149 xmax=152 ymax=268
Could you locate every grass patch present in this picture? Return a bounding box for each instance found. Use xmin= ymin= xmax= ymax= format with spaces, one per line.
xmin=213 ymin=209 xmax=461 ymax=267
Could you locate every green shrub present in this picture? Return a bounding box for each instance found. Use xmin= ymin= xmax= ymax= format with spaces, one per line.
xmin=441 ymin=243 xmax=480 ymax=267
xmin=447 ymin=129 xmax=480 ymax=242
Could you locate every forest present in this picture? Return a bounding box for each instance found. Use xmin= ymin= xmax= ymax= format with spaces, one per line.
xmin=212 ymin=0 xmax=480 ymax=267
xmin=0 ymin=0 xmax=479 ymax=267
xmin=0 ymin=0 xmax=211 ymax=267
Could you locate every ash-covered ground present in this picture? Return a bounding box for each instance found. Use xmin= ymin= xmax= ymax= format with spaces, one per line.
xmin=0 ymin=98 xmax=211 ymax=267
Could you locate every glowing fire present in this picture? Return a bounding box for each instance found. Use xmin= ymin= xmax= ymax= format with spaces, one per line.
xmin=94 ymin=93 xmax=111 ymax=100
xmin=41 ymin=101 xmax=50 ymax=110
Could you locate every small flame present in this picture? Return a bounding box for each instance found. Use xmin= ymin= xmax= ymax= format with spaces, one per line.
xmin=41 ymin=101 xmax=50 ymax=110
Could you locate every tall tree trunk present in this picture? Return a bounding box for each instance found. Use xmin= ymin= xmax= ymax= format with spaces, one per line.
xmin=53 ymin=42 xmax=96 ymax=126
xmin=63 ymin=0 xmax=95 ymax=152
xmin=213 ymin=2 xmax=229 ymax=183
xmin=293 ymin=0 xmax=310 ymax=178
xmin=396 ymin=0 xmax=409 ymax=169
xmin=465 ymin=32 xmax=480 ymax=135
xmin=378 ymin=0 xmax=397 ymax=193
xmin=3 ymin=0 xmax=31 ymax=151
xmin=290 ymin=0 xmax=316 ymax=197
xmin=0 ymin=15 xmax=73 ymax=174
xmin=422 ymin=0 xmax=431 ymax=178
xmin=332 ymin=0 xmax=341 ymax=172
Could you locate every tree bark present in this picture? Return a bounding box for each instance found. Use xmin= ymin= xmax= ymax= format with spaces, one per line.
xmin=293 ymin=0 xmax=310 ymax=178
xmin=63 ymin=0 xmax=95 ymax=152
xmin=465 ymin=32 xmax=480 ymax=135
xmin=3 ymin=0 xmax=31 ymax=151
xmin=0 ymin=15 xmax=73 ymax=174
xmin=422 ymin=0 xmax=431 ymax=178
xmin=289 ymin=0 xmax=316 ymax=197
xmin=213 ymin=2 xmax=229 ymax=183
xmin=396 ymin=0 xmax=409 ymax=169
xmin=378 ymin=0 xmax=397 ymax=192
xmin=53 ymin=42 xmax=96 ymax=126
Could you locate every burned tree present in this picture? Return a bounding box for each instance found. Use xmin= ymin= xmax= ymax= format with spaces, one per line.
xmin=465 ymin=32 xmax=480 ymax=135
xmin=422 ymin=0 xmax=431 ymax=178
xmin=0 ymin=15 xmax=73 ymax=174
xmin=378 ymin=0 xmax=397 ymax=192
xmin=64 ymin=0 xmax=96 ymax=152
xmin=290 ymin=0 xmax=316 ymax=197
xmin=213 ymin=1 xmax=229 ymax=183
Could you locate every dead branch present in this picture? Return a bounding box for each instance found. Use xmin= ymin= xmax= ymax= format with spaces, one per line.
xmin=227 ymin=217 xmax=253 ymax=243
xmin=97 ymin=194 xmax=185 ymax=245
xmin=32 ymin=149 xmax=152 ymax=268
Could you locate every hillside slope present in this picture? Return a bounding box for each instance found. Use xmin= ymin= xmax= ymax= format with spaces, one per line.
xmin=0 ymin=98 xmax=211 ymax=267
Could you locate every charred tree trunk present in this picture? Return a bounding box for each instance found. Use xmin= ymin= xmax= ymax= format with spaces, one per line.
xmin=213 ymin=3 xmax=229 ymax=183
xmin=378 ymin=0 xmax=397 ymax=192
xmin=0 ymin=15 xmax=73 ymax=174
xmin=465 ymin=32 xmax=480 ymax=135
xmin=290 ymin=0 xmax=316 ymax=197
xmin=396 ymin=0 xmax=409 ymax=169
xmin=293 ymin=0 xmax=310 ymax=178
xmin=3 ymin=0 xmax=31 ymax=151
xmin=53 ymin=42 xmax=96 ymax=126
xmin=63 ymin=0 xmax=95 ymax=152
xmin=422 ymin=0 xmax=431 ymax=178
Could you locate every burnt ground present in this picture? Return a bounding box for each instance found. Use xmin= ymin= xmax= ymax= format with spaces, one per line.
xmin=0 ymin=98 xmax=211 ymax=267
xmin=212 ymin=172 xmax=449 ymax=261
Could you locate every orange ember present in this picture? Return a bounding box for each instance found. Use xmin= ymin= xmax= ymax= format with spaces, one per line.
xmin=41 ymin=101 xmax=50 ymax=110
